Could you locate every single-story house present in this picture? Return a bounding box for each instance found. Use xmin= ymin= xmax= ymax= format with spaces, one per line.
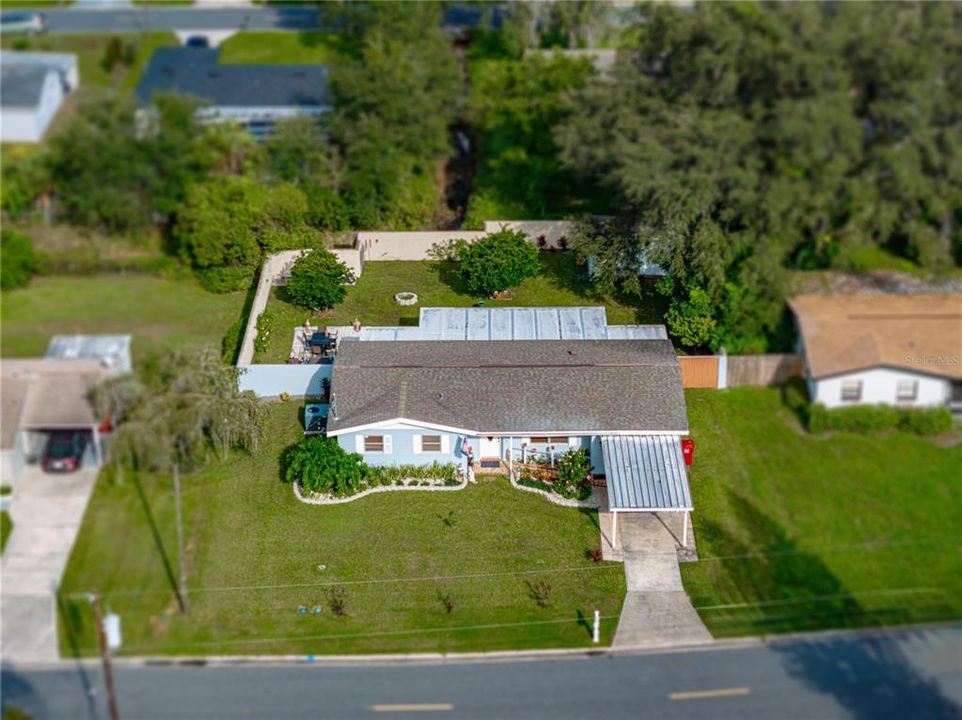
xmin=0 ymin=51 xmax=78 ymax=143
xmin=0 ymin=335 xmax=131 ymax=485
xmin=135 ymin=47 xmax=330 ymax=137
xmin=325 ymin=307 xmax=695 ymax=541
xmin=1 ymin=359 xmax=108 ymax=484
xmin=789 ymin=293 xmax=962 ymax=410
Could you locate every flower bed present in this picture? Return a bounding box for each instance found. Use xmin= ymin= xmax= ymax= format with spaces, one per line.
xmin=293 ymin=462 xmax=463 ymax=505
xmin=510 ymin=473 xmax=600 ymax=508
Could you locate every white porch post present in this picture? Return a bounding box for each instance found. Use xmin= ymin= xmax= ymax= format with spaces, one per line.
xmin=612 ymin=510 xmax=619 ymax=550
xmin=92 ymin=424 xmax=103 ymax=466
xmin=682 ymin=511 xmax=690 ymax=547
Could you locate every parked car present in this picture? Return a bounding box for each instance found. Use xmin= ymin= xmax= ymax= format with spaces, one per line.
xmin=42 ymin=431 xmax=86 ymax=473
xmin=185 ymin=35 xmax=209 ymax=48
xmin=0 ymin=12 xmax=45 ymax=35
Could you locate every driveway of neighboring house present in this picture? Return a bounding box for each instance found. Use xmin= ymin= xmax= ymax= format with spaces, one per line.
xmin=1 ymin=466 xmax=98 ymax=664
xmin=601 ymin=512 xmax=713 ymax=649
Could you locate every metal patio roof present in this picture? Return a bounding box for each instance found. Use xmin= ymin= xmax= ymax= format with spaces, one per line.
xmin=358 ymin=307 xmax=667 ymax=342
xmin=601 ymin=435 xmax=693 ymax=511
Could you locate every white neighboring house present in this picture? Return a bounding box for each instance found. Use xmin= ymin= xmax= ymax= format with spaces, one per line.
xmin=0 ymin=51 xmax=78 ymax=143
xmin=789 ymin=294 xmax=962 ymax=411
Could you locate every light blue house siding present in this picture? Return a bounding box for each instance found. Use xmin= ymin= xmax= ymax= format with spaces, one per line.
xmin=336 ymin=428 xmax=478 ymax=470
xmin=336 ymin=430 xmax=604 ymax=473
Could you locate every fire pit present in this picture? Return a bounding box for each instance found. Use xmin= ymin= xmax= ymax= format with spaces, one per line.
xmin=394 ymin=291 xmax=418 ymax=306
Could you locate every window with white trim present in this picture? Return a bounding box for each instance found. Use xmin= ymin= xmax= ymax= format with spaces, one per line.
xmin=421 ymin=435 xmax=442 ymax=453
xmin=840 ymin=380 xmax=862 ymax=402
xmin=364 ymin=435 xmax=385 ymax=452
xmin=896 ymin=380 xmax=918 ymax=402
xmin=529 ymin=436 xmax=568 ymax=445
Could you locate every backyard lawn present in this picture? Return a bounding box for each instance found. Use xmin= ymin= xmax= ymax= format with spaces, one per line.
xmin=218 ymin=31 xmax=352 ymax=65
xmin=681 ymin=387 xmax=962 ymax=637
xmin=255 ymin=252 xmax=659 ymax=362
xmin=0 ymin=275 xmax=246 ymax=365
xmin=57 ymin=402 xmax=626 ymax=656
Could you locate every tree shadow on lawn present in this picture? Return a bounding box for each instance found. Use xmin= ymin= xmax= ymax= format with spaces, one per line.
xmin=132 ymin=473 xmax=181 ymax=605
xmin=434 ymin=261 xmax=477 ymax=300
xmin=695 ymin=489 xmax=914 ymax=636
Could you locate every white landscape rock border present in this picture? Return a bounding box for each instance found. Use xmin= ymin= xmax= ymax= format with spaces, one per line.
xmin=509 ymin=474 xmax=602 ymax=509
xmin=293 ymin=477 xmax=468 ymax=505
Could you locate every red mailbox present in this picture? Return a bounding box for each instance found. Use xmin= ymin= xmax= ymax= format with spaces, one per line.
xmin=681 ymin=438 xmax=694 ymax=466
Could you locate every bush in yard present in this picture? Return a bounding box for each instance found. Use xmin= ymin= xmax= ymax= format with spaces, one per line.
xmin=283 ymin=436 xmax=367 ymax=496
xmin=253 ymin=309 xmax=275 ymax=354
xmin=327 ymin=586 xmax=348 ymax=617
xmin=896 ymin=407 xmax=953 ymax=436
xmin=555 ymin=448 xmax=592 ymax=499
xmin=285 ymin=249 xmax=349 ymax=310
xmin=808 ymin=404 xmax=951 ymax=436
xmin=0 ymin=229 xmax=37 ymax=290
xmin=456 ymin=229 xmax=540 ymax=297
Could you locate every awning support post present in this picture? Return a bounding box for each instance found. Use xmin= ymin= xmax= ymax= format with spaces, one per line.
xmin=682 ymin=511 xmax=689 ymax=547
xmin=611 ymin=510 xmax=618 ymax=550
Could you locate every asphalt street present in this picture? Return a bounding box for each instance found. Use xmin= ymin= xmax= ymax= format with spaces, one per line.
xmin=3 ymin=625 xmax=961 ymax=720
xmin=13 ymin=4 xmax=491 ymax=34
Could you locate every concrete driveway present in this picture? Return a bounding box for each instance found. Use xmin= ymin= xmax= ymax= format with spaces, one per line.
xmin=608 ymin=514 xmax=713 ymax=649
xmin=1 ymin=466 xmax=98 ymax=664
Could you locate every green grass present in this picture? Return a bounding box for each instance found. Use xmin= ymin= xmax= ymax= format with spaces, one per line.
xmin=1 ymin=511 xmax=11 ymax=554
xmin=0 ymin=275 xmax=246 ymax=365
xmin=0 ymin=33 xmax=179 ymax=98
xmin=256 ymin=253 xmax=658 ymax=362
xmin=681 ymin=387 xmax=962 ymax=637
xmin=218 ymin=31 xmax=352 ymax=65
xmin=57 ymin=402 xmax=626 ymax=656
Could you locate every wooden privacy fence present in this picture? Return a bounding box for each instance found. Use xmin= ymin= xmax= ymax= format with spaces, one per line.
xmin=679 ymin=356 xmax=719 ymax=388
xmin=679 ymin=353 xmax=802 ymax=388
xmin=727 ymin=354 xmax=802 ymax=387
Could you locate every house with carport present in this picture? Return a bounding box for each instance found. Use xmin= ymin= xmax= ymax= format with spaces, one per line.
xmin=324 ymin=306 xmax=696 ymax=547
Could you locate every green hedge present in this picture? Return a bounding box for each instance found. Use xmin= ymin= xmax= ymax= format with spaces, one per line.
xmin=808 ymin=403 xmax=953 ymax=436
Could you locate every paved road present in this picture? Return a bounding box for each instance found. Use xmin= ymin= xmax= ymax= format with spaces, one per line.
xmin=4 ymin=625 xmax=960 ymax=719
xmin=16 ymin=4 xmax=491 ymax=34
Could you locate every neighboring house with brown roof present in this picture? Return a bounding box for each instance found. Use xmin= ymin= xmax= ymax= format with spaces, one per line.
xmin=788 ymin=294 xmax=962 ymax=411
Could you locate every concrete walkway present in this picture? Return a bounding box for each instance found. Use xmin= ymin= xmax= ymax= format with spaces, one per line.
xmin=1 ymin=467 xmax=98 ymax=663
xmin=607 ymin=514 xmax=713 ymax=650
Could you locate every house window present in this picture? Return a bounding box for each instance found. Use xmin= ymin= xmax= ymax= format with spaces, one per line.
xmin=364 ymin=435 xmax=385 ymax=452
xmin=840 ymin=380 xmax=862 ymax=402
xmin=529 ymin=436 xmax=567 ymax=445
xmin=421 ymin=435 xmax=442 ymax=453
xmin=896 ymin=380 xmax=918 ymax=402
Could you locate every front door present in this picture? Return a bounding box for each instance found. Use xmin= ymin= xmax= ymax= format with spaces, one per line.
xmin=479 ymin=436 xmax=501 ymax=460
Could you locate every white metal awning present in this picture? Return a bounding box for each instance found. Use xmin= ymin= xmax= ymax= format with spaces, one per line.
xmin=601 ymin=435 xmax=692 ymax=511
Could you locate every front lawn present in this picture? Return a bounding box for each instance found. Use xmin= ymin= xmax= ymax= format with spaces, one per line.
xmin=0 ymin=275 xmax=246 ymax=365
xmin=681 ymin=388 xmax=962 ymax=637
xmin=57 ymin=402 xmax=626 ymax=656
xmin=218 ymin=31 xmax=352 ymax=65
xmin=255 ymin=252 xmax=658 ymax=362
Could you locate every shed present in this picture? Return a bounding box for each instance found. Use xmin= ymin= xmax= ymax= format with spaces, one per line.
xmin=0 ymin=51 xmax=78 ymax=142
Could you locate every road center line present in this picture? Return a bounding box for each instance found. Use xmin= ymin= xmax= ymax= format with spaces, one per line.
xmin=371 ymin=703 xmax=454 ymax=713
xmin=668 ymin=687 xmax=751 ymax=701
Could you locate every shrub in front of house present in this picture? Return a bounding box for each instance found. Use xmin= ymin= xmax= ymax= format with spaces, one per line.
xmin=518 ymin=448 xmax=592 ymax=501
xmin=897 ymin=407 xmax=954 ymax=436
xmin=283 ymin=436 xmax=368 ymax=497
xmin=285 ymin=248 xmax=349 ymax=310
xmin=0 ymin=228 xmax=37 ymax=291
xmin=808 ymin=404 xmax=953 ymax=436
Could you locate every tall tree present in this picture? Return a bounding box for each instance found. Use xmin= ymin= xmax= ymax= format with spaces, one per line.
xmin=91 ymin=347 xmax=265 ymax=475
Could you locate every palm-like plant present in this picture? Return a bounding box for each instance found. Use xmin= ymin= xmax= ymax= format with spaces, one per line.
xmin=283 ymin=436 xmax=367 ymax=497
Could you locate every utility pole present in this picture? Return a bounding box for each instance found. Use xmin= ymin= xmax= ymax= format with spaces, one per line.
xmin=89 ymin=593 xmax=120 ymax=720
xmin=173 ymin=464 xmax=188 ymax=614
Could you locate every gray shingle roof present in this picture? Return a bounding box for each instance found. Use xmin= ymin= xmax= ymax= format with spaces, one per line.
xmin=1 ymin=63 xmax=51 ymax=108
xmin=136 ymin=47 xmax=329 ymax=108
xmin=327 ymin=339 xmax=688 ymax=435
